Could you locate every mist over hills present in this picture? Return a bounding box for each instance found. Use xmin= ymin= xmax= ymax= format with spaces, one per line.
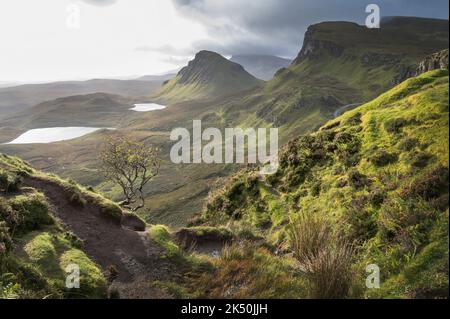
xmin=230 ymin=55 xmax=292 ymax=80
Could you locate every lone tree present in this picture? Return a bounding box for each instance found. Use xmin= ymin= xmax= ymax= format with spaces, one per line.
xmin=100 ymin=136 xmax=160 ymax=212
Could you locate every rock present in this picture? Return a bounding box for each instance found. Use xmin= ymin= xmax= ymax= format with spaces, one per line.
xmin=416 ymin=49 xmax=449 ymax=74
xmin=121 ymin=212 xmax=146 ymax=231
xmin=293 ymin=25 xmax=344 ymax=64
xmin=392 ymin=49 xmax=449 ymax=85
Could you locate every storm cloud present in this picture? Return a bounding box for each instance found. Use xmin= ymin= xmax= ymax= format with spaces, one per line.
xmin=171 ymin=0 xmax=449 ymax=58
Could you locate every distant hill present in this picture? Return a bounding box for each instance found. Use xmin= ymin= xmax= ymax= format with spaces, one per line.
xmin=153 ymin=50 xmax=262 ymax=102
xmin=230 ymin=55 xmax=292 ymax=80
xmin=135 ymin=73 xmax=176 ymax=82
xmin=0 ymin=92 xmax=133 ymax=129
xmin=0 ymin=78 xmax=165 ymax=119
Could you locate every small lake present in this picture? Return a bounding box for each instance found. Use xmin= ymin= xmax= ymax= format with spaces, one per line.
xmin=130 ymin=103 xmax=166 ymax=112
xmin=6 ymin=127 xmax=109 ymax=144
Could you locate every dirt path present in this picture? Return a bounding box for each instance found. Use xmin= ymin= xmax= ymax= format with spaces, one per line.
xmin=24 ymin=176 xmax=174 ymax=299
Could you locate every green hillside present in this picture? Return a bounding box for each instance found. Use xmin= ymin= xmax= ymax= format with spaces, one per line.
xmin=153 ymin=50 xmax=262 ymax=102
xmin=0 ymin=154 xmax=115 ymax=298
xmin=216 ymin=18 xmax=449 ymax=142
xmin=191 ymin=70 xmax=449 ymax=298
xmin=0 ymin=93 xmax=134 ymax=130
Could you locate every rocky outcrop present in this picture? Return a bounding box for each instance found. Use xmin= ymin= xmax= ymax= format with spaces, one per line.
xmin=416 ymin=49 xmax=449 ymax=74
xmin=293 ymin=25 xmax=344 ymax=64
xmin=392 ymin=49 xmax=449 ymax=85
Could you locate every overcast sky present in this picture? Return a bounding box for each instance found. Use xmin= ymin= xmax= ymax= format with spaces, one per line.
xmin=0 ymin=0 xmax=448 ymax=82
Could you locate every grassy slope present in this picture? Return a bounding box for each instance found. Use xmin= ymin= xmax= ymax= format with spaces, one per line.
xmin=194 ymin=70 xmax=449 ymax=298
xmin=0 ymin=153 xmax=122 ymax=298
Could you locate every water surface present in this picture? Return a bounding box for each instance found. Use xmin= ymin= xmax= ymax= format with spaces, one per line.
xmin=6 ymin=127 xmax=108 ymax=144
xmin=130 ymin=103 xmax=166 ymax=112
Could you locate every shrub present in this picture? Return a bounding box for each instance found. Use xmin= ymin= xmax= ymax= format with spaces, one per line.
xmin=378 ymin=197 xmax=435 ymax=249
xmin=368 ymin=188 xmax=387 ymax=206
xmin=0 ymin=171 xmax=22 ymax=193
xmin=0 ymin=222 xmax=13 ymax=264
xmin=343 ymin=196 xmax=377 ymax=242
xmin=0 ymin=198 xmax=21 ymax=234
xmin=190 ymin=244 xmax=307 ymax=299
xmin=8 ymin=192 xmax=54 ymax=234
xmin=409 ymin=152 xmax=432 ymax=168
xmin=398 ymin=137 xmax=419 ymax=151
xmin=384 ymin=117 xmax=408 ymax=133
xmin=0 ymin=171 xmax=8 ymax=190
xmin=369 ymin=150 xmax=398 ymax=167
xmin=402 ymin=166 xmax=449 ymax=201
xmin=348 ymin=170 xmax=371 ymax=189
xmin=344 ymin=113 xmax=362 ymax=126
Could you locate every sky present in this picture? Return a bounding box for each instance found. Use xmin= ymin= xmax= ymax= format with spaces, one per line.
xmin=0 ymin=0 xmax=448 ymax=82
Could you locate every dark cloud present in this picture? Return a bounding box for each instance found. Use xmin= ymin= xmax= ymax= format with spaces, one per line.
xmin=81 ymin=0 xmax=117 ymax=6
xmin=172 ymin=0 xmax=449 ymax=57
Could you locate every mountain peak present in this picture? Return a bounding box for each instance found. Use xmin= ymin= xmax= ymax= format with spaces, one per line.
xmin=154 ymin=50 xmax=261 ymax=102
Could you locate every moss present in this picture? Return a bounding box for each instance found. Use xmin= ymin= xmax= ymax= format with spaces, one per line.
xmin=8 ymin=191 xmax=54 ymax=235
xmin=148 ymin=225 xmax=182 ymax=259
xmin=59 ymin=249 xmax=107 ymax=298
xmin=10 ymin=229 xmax=107 ymax=299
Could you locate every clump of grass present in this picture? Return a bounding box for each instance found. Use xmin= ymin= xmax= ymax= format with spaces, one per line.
xmin=288 ymin=213 xmax=354 ymax=299
xmin=397 ymin=137 xmax=419 ymax=151
xmin=0 ymin=222 xmax=13 ymax=265
xmin=0 ymin=170 xmax=22 ymax=194
xmin=384 ymin=117 xmax=408 ymax=133
xmin=59 ymin=249 xmax=108 ymax=298
xmin=190 ymin=243 xmax=307 ymax=298
xmin=20 ymin=230 xmax=107 ymax=298
xmin=347 ymin=169 xmax=371 ymax=189
xmin=409 ymin=151 xmax=432 ymax=168
xmin=369 ymin=150 xmax=398 ymax=167
xmin=148 ymin=225 xmax=182 ymax=259
xmin=8 ymin=191 xmax=54 ymax=235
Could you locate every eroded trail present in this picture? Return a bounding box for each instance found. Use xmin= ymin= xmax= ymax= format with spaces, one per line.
xmin=24 ymin=176 xmax=174 ymax=299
